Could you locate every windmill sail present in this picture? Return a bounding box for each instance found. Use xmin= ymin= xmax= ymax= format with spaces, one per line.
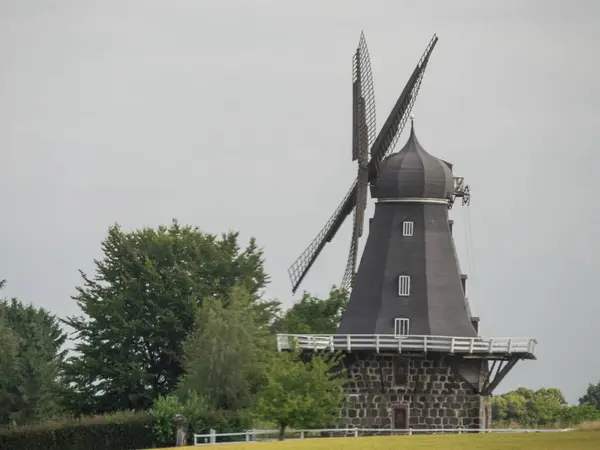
xmin=352 ymin=32 xmax=376 ymax=162
xmin=288 ymin=33 xmax=438 ymax=294
xmin=368 ymin=34 xmax=438 ymax=181
xmin=288 ymin=181 xmax=357 ymax=293
xmin=341 ymin=33 xmax=376 ymax=291
xmin=352 ymin=31 xmax=376 ymax=239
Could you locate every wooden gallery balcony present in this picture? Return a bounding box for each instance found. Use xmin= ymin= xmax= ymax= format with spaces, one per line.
xmin=276 ymin=334 xmax=537 ymax=359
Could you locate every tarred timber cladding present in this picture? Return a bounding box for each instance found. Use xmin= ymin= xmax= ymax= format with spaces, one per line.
xmin=337 ymin=129 xmax=477 ymax=337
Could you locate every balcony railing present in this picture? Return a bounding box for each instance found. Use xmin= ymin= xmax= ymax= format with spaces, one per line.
xmin=276 ymin=334 xmax=537 ymax=358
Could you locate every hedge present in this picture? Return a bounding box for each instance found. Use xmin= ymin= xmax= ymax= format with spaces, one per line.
xmin=0 ymin=413 xmax=160 ymax=450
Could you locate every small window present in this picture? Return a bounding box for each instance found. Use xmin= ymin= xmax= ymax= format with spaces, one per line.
xmin=394 ymin=318 xmax=410 ymax=336
xmin=393 ymin=357 xmax=410 ymax=386
xmin=402 ymin=221 xmax=414 ymax=236
xmin=398 ymin=275 xmax=410 ymax=296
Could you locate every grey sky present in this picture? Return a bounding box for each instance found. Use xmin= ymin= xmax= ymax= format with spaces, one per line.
xmin=1 ymin=0 xmax=599 ymax=404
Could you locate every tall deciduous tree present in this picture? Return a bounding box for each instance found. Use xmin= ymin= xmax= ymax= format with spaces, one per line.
xmin=580 ymin=381 xmax=600 ymax=410
xmin=252 ymin=351 xmax=346 ymax=440
xmin=177 ymin=285 xmax=274 ymax=413
xmin=0 ymin=294 xmax=67 ymax=425
xmin=272 ymin=288 xmax=348 ymax=334
xmin=62 ymin=220 xmax=268 ymax=414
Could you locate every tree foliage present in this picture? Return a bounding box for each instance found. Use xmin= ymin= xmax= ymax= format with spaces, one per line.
xmin=272 ymin=288 xmax=348 ymax=334
xmin=579 ymin=381 xmax=600 ymax=410
xmin=493 ymin=387 xmax=600 ymax=427
xmin=62 ymin=220 xmax=268 ymax=414
xmin=0 ymin=296 xmax=67 ymax=426
xmin=149 ymin=392 xmax=238 ymax=446
xmin=252 ymin=351 xmax=346 ymax=440
xmin=177 ymin=285 xmax=274 ymax=412
xmin=0 ymin=315 xmax=19 ymax=424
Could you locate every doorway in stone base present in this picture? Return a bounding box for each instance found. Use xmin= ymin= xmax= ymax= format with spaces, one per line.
xmin=392 ymin=404 xmax=409 ymax=430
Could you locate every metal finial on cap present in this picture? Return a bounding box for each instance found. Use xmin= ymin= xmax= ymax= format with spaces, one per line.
xmin=410 ymin=114 xmax=415 ymax=132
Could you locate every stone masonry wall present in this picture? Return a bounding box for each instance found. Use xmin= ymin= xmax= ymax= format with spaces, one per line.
xmin=338 ymin=353 xmax=490 ymax=430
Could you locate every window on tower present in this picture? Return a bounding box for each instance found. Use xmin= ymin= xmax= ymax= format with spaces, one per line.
xmin=394 ymin=317 xmax=410 ymax=336
xmin=398 ymin=275 xmax=410 ymax=296
xmin=402 ymin=221 xmax=414 ymax=236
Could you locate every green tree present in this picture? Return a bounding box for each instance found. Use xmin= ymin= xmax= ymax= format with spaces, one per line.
xmin=0 ymin=315 xmax=19 ymax=425
xmin=579 ymin=381 xmax=600 ymax=410
xmin=62 ymin=220 xmax=268 ymax=414
xmin=535 ymin=387 xmax=567 ymax=406
xmin=0 ymin=296 xmax=67 ymax=425
xmin=558 ymin=404 xmax=600 ymax=426
xmin=272 ymin=288 xmax=348 ymax=334
xmin=492 ymin=388 xmax=526 ymax=426
xmin=527 ymin=388 xmax=567 ymax=427
xmin=492 ymin=387 xmax=569 ymax=427
xmin=177 ymin=285 xmax=274 ymax=413
xmin=252 ymin=350 xmax=346 ymax=440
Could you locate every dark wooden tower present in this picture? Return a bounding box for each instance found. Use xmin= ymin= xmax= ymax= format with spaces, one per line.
xmin=277 ymin=33 xmax=537 ymax=431
xmin=338 ymin=120 xmax=476 ymax=337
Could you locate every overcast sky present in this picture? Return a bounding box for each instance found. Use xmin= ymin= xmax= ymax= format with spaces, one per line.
xmin=2 ymin=0 xmax=599 ymax=404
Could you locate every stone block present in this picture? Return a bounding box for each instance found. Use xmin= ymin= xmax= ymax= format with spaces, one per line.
xmin=338 ymin=353 xmax=486 ymax=430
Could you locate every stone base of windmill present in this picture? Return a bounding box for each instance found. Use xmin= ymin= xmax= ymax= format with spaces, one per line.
xmin=337 ymin=353 xmax=493 ymax=433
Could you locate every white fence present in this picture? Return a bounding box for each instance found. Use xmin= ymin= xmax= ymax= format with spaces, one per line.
xmin=193 ymin=426 xmax=570 ymax=445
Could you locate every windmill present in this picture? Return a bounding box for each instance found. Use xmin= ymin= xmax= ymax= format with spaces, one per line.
xmin=288 ymin=32 xmax=439 ymax=294
xmin=278 ymin=33 xmax=537 ymax=431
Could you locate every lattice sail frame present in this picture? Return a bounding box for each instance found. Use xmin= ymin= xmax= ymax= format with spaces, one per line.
xmin=351 ymin=32 xmax=377 ymax=162
xmin=368 ymin=34 xmax=438 ymax=179
xmin=288 ymin=33 xmax=439 ymax=294
xmin=288 ymin=180 xmax=357 ymax=293
xmin=341 ymin=32 xmax=377 ymax=292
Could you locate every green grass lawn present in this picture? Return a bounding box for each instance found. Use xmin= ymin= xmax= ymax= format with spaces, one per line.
xmin=166 ymin=431 xmax=599 ymax=450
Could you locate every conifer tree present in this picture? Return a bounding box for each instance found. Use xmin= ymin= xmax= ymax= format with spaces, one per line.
xmin=0 ymin=290 xmax=67 ymax=425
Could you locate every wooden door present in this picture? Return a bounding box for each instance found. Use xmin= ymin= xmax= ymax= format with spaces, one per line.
xmin=393 ymin=406 xmax=408 ymax=430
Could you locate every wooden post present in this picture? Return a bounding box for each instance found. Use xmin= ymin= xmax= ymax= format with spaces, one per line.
xmin=173 ymin=414 xmax=188 ymax=447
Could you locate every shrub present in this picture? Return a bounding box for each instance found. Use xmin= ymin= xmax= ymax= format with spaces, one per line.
xmin=557 ymin=405 xmax=600 ymax=427
xmin=150 ymin=391 xmax=250 ymax=445
xmin=0 ymin=411 xmax=155 ymax=450
xmin=150 ymin=395 xmax=183 ymax=445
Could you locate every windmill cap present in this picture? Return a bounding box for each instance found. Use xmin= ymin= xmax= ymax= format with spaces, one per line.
xmin=371 ymin=126 xmax=454 ymax=200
